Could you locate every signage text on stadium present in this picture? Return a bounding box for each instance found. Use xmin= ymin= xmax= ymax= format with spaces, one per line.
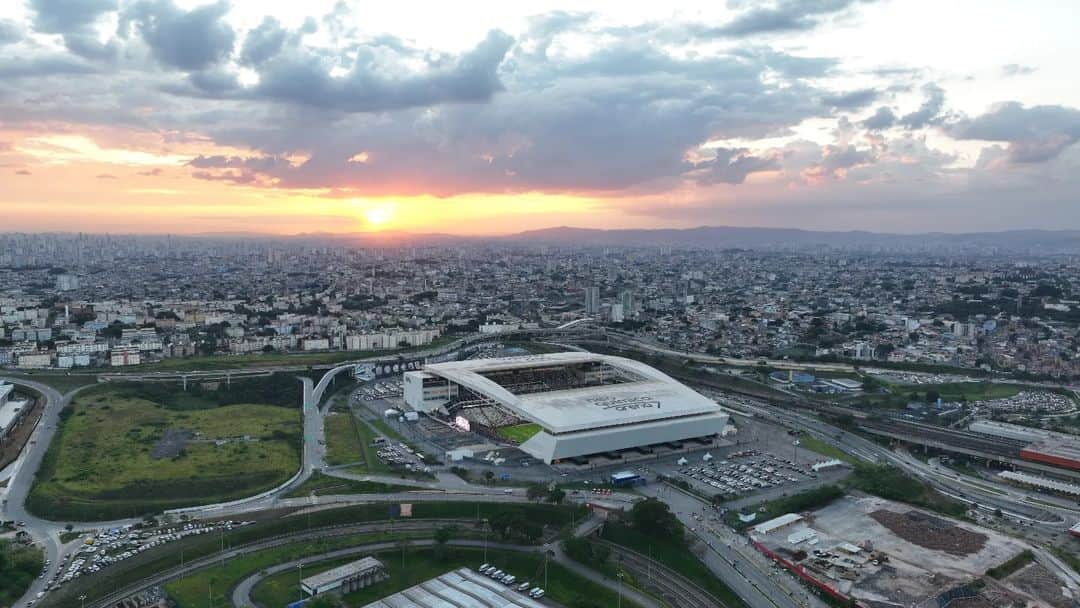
xmin=587 ymin=395 xmax=661 ymax=412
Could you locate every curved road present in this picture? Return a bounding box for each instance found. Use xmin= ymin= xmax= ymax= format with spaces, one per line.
xmin=0 ymin=378 xmax=91 ymax=608
xmin=231 ymin=538 xmax=662 ymax=608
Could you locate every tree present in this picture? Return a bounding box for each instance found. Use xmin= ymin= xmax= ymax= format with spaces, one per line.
xmin=483 ymin=470 xmax=495 ymax=483
xmin=546 ymin=488 xmax=566 ymax=504
xmin=433 ymin=525 xmax=455 ymax=560
xmin=630 ymin=498 xmax=684 ymax=544
xmin=526 ymin=484 xmax=547 ymax=502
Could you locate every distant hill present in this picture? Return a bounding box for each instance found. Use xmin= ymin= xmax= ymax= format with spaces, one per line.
xmin=187 ymin=225 xmax=1080 ymax=254
xmin=505 ymin=226 xmax=1080 ymax=253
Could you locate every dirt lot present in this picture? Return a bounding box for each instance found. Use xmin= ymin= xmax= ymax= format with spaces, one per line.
xmin=753 ymin=495 xmax=1044 ymax=608
xmin=868 ymin=509 xmax=988 ymax=556
xmin=1004 ymin=562 xmax=1077 ymax=608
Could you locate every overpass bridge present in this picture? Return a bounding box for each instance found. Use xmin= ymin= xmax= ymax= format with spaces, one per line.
xmin=858 ymin=419 xmax=1080 ymax=482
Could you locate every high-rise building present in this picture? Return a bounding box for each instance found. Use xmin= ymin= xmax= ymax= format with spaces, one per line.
xmin=620 ymin=289 xmax=635 ymax=318
xmin=610 ymin=303 xmax=625 ymax=323
xmin=584 ymin=285 xmax=600 ymax=315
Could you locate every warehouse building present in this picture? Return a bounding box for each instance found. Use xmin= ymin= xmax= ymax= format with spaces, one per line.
xmin=1020 ymin=438 xmax=1080 ymax=472
xmin=403 ymin=352 xmax=730 ymax=463
xmin=301 ymin=556 xmax=386 ymax=596
xmin=362 ymin=568 xmax=548 ymax=608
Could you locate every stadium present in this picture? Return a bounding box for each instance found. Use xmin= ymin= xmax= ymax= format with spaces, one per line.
xmin=403 ymin=352 xmax=730 ymax=463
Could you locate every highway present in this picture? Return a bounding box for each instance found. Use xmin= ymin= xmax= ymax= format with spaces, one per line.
xmin=0 ymin=378 xmax=96 ymax=608
xmin=639 ymin=483 xmax=826 ymax=608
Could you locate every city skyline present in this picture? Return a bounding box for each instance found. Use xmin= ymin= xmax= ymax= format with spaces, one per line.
xmin=2 ymin=0 xmax=1080 ymax=235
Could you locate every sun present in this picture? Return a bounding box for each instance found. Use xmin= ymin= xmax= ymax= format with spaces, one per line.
xmin=363 ymin=204 xmax=396 ymax=228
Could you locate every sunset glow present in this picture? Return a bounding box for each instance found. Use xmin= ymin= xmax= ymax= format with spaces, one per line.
xmin=0 ymin=0 xmax=1078 ymax=235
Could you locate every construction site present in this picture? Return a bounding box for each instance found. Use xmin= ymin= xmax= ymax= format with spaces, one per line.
xmin=749 ymin=495 xmax=1073 ymax=608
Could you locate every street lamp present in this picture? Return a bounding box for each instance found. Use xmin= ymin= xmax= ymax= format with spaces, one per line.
xmin=78 ymin=594 xmax=87 ymax=608
xmin=298 ymin=563 xmax=305 ymax=603
xmin=617 ymin=572 xmax=624 ymax=608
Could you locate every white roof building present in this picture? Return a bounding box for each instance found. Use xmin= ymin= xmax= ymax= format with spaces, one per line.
xmin=363 ymin=568 xmax=547 ymax=608
xmin=751 ymin=513 xmax=804 ymax=536
xmin=404 ymin=352 xmax=730 ymax=463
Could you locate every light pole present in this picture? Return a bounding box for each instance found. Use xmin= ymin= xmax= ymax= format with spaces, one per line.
xmin=617 ymin=572 xmax=624 ymax=608
xmin=79 ymin=594 xmax=87 ymax=608
xmin=298 ymin=563 xmax=304 ymax=602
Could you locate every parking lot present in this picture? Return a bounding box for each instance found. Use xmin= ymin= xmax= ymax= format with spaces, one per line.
xmin=355 ymin=379 xmax=403 ymax=402
xmin=668 ymin=449 xmax=845 ymax=502
xmin=48 ymin=520 xmax=250 ymax=594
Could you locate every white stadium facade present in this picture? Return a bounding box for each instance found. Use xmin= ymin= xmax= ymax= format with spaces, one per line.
xmin=404 ymin=352 xmax=730 ymax=463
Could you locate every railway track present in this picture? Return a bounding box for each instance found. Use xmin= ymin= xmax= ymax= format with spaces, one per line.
xmin=602 ymin=541 xmax=727 ymax=608
xmin=858 ymin=418 xmax=1027 ymax=457
xmin=67 ymin=519 xmax=464 ymax=608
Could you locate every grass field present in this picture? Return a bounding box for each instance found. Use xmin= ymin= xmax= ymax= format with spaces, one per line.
xmin=495 ymin=423 xmax=542 ymax=444
xmin=252 ymin=546 xmax=642 ymax=608
xmin=283 ymin=472 xmax=415 ymax=498
xmin=861 ymin=380 xmax=1026 ymax=408
xmin=0 ymin=540 xmax=43 ymax=605
xmin=369 ymin=418 xmax=406 ymax=443
xmin=325 ymin=412 xmax=366 ymax=466
xmin=28 ymin=385 xmax=302 ymax=520
xmin=798 ymin=436 xmax=855 ymax=464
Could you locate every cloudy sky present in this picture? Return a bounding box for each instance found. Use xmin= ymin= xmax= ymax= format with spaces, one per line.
xmin=1 ymin=0 xmax=1079 ymax=235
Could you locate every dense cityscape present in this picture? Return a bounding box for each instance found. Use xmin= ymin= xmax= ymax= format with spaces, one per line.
xmin=2 ymin=233 xmax=1078 ymax=380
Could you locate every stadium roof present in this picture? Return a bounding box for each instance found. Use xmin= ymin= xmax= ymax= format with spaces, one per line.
xmin=418 ymin=352 xmax=723 ymax=434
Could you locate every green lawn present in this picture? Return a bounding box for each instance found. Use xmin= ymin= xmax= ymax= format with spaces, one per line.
xmin=496 ymin=423 xmax=542 ymax=444
xmin=861 ymin=380 xmax=1027 ymax=408
xmin=253 ymin=546 xmax=642 ymax=608
xmin=726 ymin=486 xmax=845 ymax=531
xmin=325 ymin=412 xmax=366 ymax=466
xmin=28 ymin=385 xmax=302 ymax=520
xmin=0 ymin=540 xmax=43 ymax=605
xmin=283 ymin=472 xmax=415 ymax=498
xmin=369 ymin=418 xmax=406 ymax=443
xmin=798 ymin=436 xmax=855 ymax=464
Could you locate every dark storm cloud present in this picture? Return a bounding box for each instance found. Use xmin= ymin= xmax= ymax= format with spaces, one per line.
xmin=0 ymin=54 xmax=97 ymax=78
xmin=700 ymin=0 xmax=877 ymax=37
xmin=730 ymin=47 xmax=836 ymax=78
xmin=951 ymin=102 xmax=1080 ymax=163
xmin=30 ymin=0 xmax=116 ymax=34
xmin=239 ymin=16 xmax=288 ymax=66
xmin=696 ymin=148 xmax=779 ymax=184
xmin=29 ymin=0 xmax=119 ymax=59
xmin=123 ymin=0 xmax=236 ymax=71
xmin=247 ymin=29 xmax=513 ymax=113
xmin=821 ymin=88 xmax=877 ymax=109
xmin=900 ymin=83 xmax=946 ymax=128
xmin=861 ymin=106 xmax=896 ymax=130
